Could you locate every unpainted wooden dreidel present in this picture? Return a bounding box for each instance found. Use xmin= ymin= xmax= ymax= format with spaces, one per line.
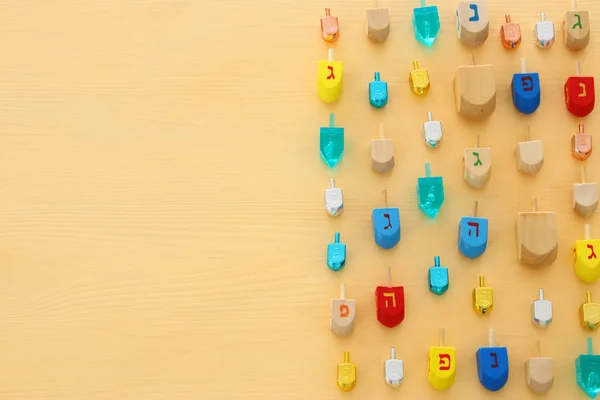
xmin=473 ymin=276 xmax=493 ymax=315
xmin=369 ymin=72 xmax=388 ymax=108
xmin=366 ymin=0 xmax=390 ymax=43
xmin=525 ymin=340 xmax=554 ymax=394
xmin=532 ymin=288 xmax=553 ymax=328
xmin=324 ymin=178 xmax=343 ymax=216
xmin=320 ymin=113 xmax=344 ymax=168
xmin=455 ymin=0 xmax=489 ymax=47
xmin=417 ymin=162 xmax=444 ymax=219
xmin=574 ymin=224 xmax=600 ymax=283
xmin=500 ymin=14 xmax=521 ymax=49
xmin=317 ymin=49 xmax=343 ymax=104
xmin=564 ymin=60 xmax=595 ymax=118
xmin=563 ymin=0 xmax=590 ymax=51
xmin=535 ymin=13 xmax=555 ymax=48
xmin=409 ymin=61 xmax=430 ymax=96
xmin=516 ymin=198 xmax=558 ymax=268
xmin=428 ymin=328 xmax=456 ymax=391
xmin=476 ymin=328 xmax=509 ymax=392
xmin=574 ymin=167 xmax=599 ymax=218
xmin=372 ymin=189 xmax=401 ymax=249
xmin=581 ymin=292 xmax=600 ymax=331
xmin=413 ymin=0 xmax=440 ymax=47
xmin=384 ymin=347 xmax=404 ymax=387
xmin=375 ymin=266 xmax=405 ymax=328
xmin=371 ymin=123 xmax=394 ymax=173
xmin=572 ymin=124 xmax=593 ymax=161
xmin=330 ymin=283 xmax=356 ymax=336
xmin=512 ymin=58 xmax=541 ymax=115
xmin=428 ymin=256 xmax=449 ymax=295
xmin=515 ymin=127 xmax=544 ymax=176
xmin=464 ymin=133 xmax=491 ymax=189
xmin=337 ymin=351 xmax=356 ymax=391
xmin=423 ymin=112 xmax=442 ymax=148
xmin=454 ymin=54 xmax=496 ymax=119
xmin=458 ymin=201 xmax=489 ymax=259
xmin=320 ymin=8 xmax=339 ymax=43
xmin=576 ymin=337 xmax=600 ymax=399
xmin=327 ymin=232 xmax=346 ymax=271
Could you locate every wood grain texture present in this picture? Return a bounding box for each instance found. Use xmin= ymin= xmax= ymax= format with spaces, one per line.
xmin=0 ymin=0 xmax=599 ymax=399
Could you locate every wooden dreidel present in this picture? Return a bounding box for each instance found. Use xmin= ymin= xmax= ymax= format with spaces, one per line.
xmin=525 ymin=340 xmax=554 ymax=394
xmin=319 ymin=113 xmax=344 ymax=168
xmin=409 ymin=61 xmax=430 ymax=96
xmin=580 ymin=292 xmax=600 ymax=331
xmin=324 ymin=178 xmax=343 ymax=216
xmin=476 ymin=328 xmax=509 ymax=392
xmin=371 ymin=123 xmax=394 ymax=173
xmin=511 ymin=58 xmax=541 ymax=115
xmin=463 ymin=133 xmax=491 ymax=189
xmin=422 ymin=112 xmax=443 ymax=149
xmin=515 ymin=127 xmax=544 ymax=176
xmin=428 ymin=328 xmax=456 ymax=391
xmin=417 ymin=162 xmax=444 ymax=219
xmin=500 ymin=14 xmax=521 ymax=49
xmin=320 ymin=8 xmax=339 ymax=43
xmin=532 ymin=288 xmax=553 ymax=327
xmin=564 ymin=60 xmax=595 ymax=117
xmin=574 ymin=167 xmax=599 ymax=218
xmin=375 ymin=266 xmax=405 ymax=328
xmin=412 ymin=0 xmax=440 ymax=47
xmin=574 ymin=224 xmax=600 ymax=283
xmin=428 ymin=256 xmax=449 ymax=295
xmin=330 ymin=283 xmax=356 ymax=336
xmin=384 ymin=347 xmax=404 ymax=387
xmin=336 ymin=351 xmax=356 ymax=391
xmin=372 ymin=189 xmax=401 ymax=249
xmin=455 ymin=0 xmax=489 ymax=47
xmin=366 ymin=0 xmax=390 ymax=43
xmin=516 ymin=198 xmax=558 ymax=268
xmin=458 ymin=201 xmax=489 ymax=259
xmin=369 ymin=72 xmax=388 ymax=108
xmin=326 ymin=232 xmax=346 ymax=272
xmin=454 ymin=54 xmax=496 ymax=119
xmin=473 ymin=276 xmax=493 ymax=315
xmin=576 ymin=337 xmax=600 ymax=399
xmin=535 ymin=13 xmax=555 ymax=48
xmin=563 ymin=0 xmax=590 ymax=51
xmin=317 ymin=49 xmax=343 ymax=104
xmin=572 ymin=124 xmax=593 ymax=161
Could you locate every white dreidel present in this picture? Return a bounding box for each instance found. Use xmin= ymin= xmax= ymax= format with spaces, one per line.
xmin=534 ymin=13 xmax=555 ymax=48
xmin=423 ymin=111 xmax=443 ymax=149
xmin=324 ymin=178 xmax=343 ymax=216
xmin=532 ymin=288 xmax=553 ymax=327
xmin=384 ymin=347 xmax=404 ymax=387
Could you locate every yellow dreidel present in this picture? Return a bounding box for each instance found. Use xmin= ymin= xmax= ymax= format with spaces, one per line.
xmin=318 ymin=49 xmax=343 ymax=103
xmin=428 ymin=328 xmax=456 ymax=391
xmin=574 ymin=224 xmax=600 ymax=283
xmin=337 ymin=351 xmax=357 ymax=391
xmin=580 ymin=292 xmax=600 ymax=331
xmin=409 ymin=61 xmax=431 ymax=96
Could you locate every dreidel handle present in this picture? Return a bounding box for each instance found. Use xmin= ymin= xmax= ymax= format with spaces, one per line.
xmin=588 ymin=337 xmax=594 ymax=355
xmin=425 ymin=162 xmax=432 ymax=177
xmin=344 ymin=351 xmax=350 ymax=362
xmin=539 ymin=288 xmax=544 ymax=300
xmin=520 ymin=58 xmax=527 ymax=73
xmin=434 ymin=256 xmax=441 ymax=267
xmin=585 ymin=224 xmax=591 ymax=240
xmin=334 ymin=232 xmax=340 ymax=243
xmin=489 ymin=327 xmax=495 ymax=347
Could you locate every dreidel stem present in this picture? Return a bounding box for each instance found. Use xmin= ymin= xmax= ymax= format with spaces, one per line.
xmin=325 ymin=7 xmax=331 ymax=16
xmin=539 ymin=288 xmax=545 ymax=300
xmin=586 ymin=224 xmax=591 ymax=240
xmin=532 ymin=198 xmax=538 ymax=212
xmin=525 ymin=126 xmax=531 ymax=141
xmin=344 ymin=351 xmax=350 ymax=363
xmin=379 ymin=123 xmax=385 ymax=139
xmin=374 ymin=72 xmax=380 ymax=81
xmin=330 ymin=178 xmax=335 ymax=188
xmin=572 ymin=0 xmax=578 ymax=11
xmin=387 ymin=266 xmax=392 ymax=287
xmin=579 ymin=124 xmax=585 ymax=134
xmin=537 ymin=339 xmax=542 ymax=357
xmin=334 ymin=232 xmax=340 ymax=243
xmin=587 ymin=291 xmax=593 ymax=303
xmin=329 ymin=112 xmax=335 ymax=127
xmin=470 ymin=53 xmax=476 ymax=65
xmin=373 ymin=0 xmax=379 ymax=8
xmin=383 ymin=189 xmax=388 ymax=207
xmin=474 ymin=201 xmax=479 ymax=217
xmin=328 ymin=49 xmax=334 ymax=63
xmin=340 ymin=283 xmax=346 ymax=300
xmin=413 ymin=61 xmax=419 ymax=70
xmin=581 ymin=165 xmax=587 ymax=183
xmin=520 ymin=58 xmax=527 ymax=73
xmin=439 ymin=328 xmax=445 ymax=346
xmin=420 ymin=0 xmax=426 ymax=7
xmin=434 ymin=256 xmax=441 ymax=267
xmin=479 ymin=276 xmax=485 ymax=287
xmin=576 ymin=60 xmax=581 ymax=76
xmin=541 ymin=12 xmax=546 ymax=22
xmin=390 ymin=347 xmax=396 ymax=359
xmin=489 ymin=327 xmax=495 ymax=347
xmin=588 ymin=337 xmax=594 ymax=355
xmin=427 ymin=111 xmax=433 ymax=122
xmin=425 ymin=162 xmax=432 ymax=177
xmin=505 ymin=14 xmax=511 ymax=23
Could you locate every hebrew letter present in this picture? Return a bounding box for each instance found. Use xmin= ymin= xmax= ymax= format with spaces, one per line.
xmin=472 ymin=151 xmax=482 ymax=166
xmin=439 ymin=354 xmax=451 ymax=371
xmin=490 ymin=352 xmax=499 ymax=368
xmin=588 ymin=244 xmax=597 ymax=260
xmin=579 ymin=82 xmax=587 ymax=97
xmin=573 ymin=14 xmax=583 ymax=30
xmin=383 ymin=292 xmax=396 ymax=308
xmin=521 ymin=76 xmax=534 ymax=92
xmin=327 ymin=66 xmax=335 ymax=80
xmin=468 ymin=4 xmax=479 ymax=22
xmin=383 ymin=213 xmax=392 ymax=230
xmin=467 ymin=221 xmax=479 ymax=237
xmin=340 ymin=304 xmax=349 ymax=317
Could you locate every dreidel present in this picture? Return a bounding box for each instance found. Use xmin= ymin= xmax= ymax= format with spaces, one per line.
xmin=324 ymin=178 xmax=343 ymax=217
xmin=458 ymin=201 xmax=489 ymax=259
xmin=563 ymin=0 xmax=590 ymax=51
xmin=454 ymin=54 xmax=496 ymax=119
xmin=574 ymin=167 xmax=599 ymax=218
xmin=375 ymin=266 xmax=405 ymax=328
xmin=384 ymin=347 xmax=404 ymax=387
xmin=515 ymin=127 xmax=544 ymax=176
xmin=372 ymin=189 xmax=401 ymax=249
xmin=574 ymin=224 xmax=600 ymax=283
xmin=476 ymin=328 xmax=509 ymax=392
xmin=455 ymin=0 xmax=490 ymax=47
xmin=413 ymin=0 xmax=440 ymax=47
xmin=366 ymin=0 xmax=390 ymax=43
xmin=525 ymin=340 xmax=554 ymax=394
xmin=317 ymin=49 xmax=343 ymax=104
xmin=336 ymin=351 xmax=356 ymax=391
xmin=576 ymin=337 xmax=600 ymax=399
xmin=516 ymin=198 xmax=558 ymax=268
xmin=500 ymin=14 xmax=521 ymax=49
xmin=417 ymin=162 xmax=444 ymax=219
xmin=369 ymin=72 xmax=388 ymax=108
xmin=320 ymin=8 xmax=339 ymax=43
xmin=428 ymin=256 xmax=449 ymax=295
xmin=330 ymin=283 xmax=356 ymax=336
xmin=473 ymin=276 xmax=493 ymax=315
xmin=572 ymin=124 xmax=593 ymax=161
xmin=580 ymin=292 xmax=600 ymax=331
xmin=532 ymin=288 xmax=553 ymax=327
xmin=423 ymin=112 xmax=443 ymax=149
xmin=371 ymin=123 xmax=394 ymax=173
xmin=409 ymin=61 xmax=430 ymax=96
xmin=564 ymin=60 xmax=595 ymax=117
xmin=428 ymin=328 xmax=456 ymax=391
xmin=319 ymin=113 xmax=344 ymax=169
xmin=326 ymin=232 xmax=346 ymax=272
xmin=535 ymin=13 xmax=555 ymax=48
xmin=464 ymin=133 xmax=491 ymax=189
xmin=511 ymin=58 xmax=541 ymax=115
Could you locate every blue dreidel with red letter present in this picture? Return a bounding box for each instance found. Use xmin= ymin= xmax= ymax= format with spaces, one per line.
xmin=369 ymin=72 xmax=388 ymax=108
xmin=372 ymin=189 xmax=401 ymax=249
xmin=458 ymin=201 xmax=488 ymax=259
xmin=511 ymin=58 xmax=540 ymax=115
xmin=428 ymin=256 xmax=449 ymax=295
xmin=327 ymin=232 xmax=346 ymax=271
xmin=477 ymin=328 xmax=509 ymax=392
xmin=576 ymin=337 xmax=600 ymax=399
xmin=417 ymin=162 xmax=444 ymax=219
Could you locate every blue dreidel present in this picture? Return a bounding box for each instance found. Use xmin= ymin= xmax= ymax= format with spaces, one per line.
xmin=511 ymin=58 xmax=541 ymax=115
xmin=428 ymin=256 xmax=449 ymax=295
xmin=327 ymin=232 xmax=346 ymax=271
xmin=476 ymin=328 xmax=509 ymax=392
xmin=372 ymin=189 xmax=401 ymax=249
xmin=417 ymin=162 xmax=444 ymax=219
xmin=369 ymin=72 xmax=388 ymax=108
xmin=320 ymin=113 xmax=344 ymax=169
xmin=576 ymin=337 xmax=600 ymax=399
xmin=458 ymin=201 xmax=489 ymax=259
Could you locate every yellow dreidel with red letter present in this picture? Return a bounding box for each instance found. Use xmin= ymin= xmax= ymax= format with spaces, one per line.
xmin=428 ymin=328 xmax=456 ymax=390
xmin=574 ymin=224 xmax=600 ymax=283
xmin=318 ymin=49 xmax=343 ymax=103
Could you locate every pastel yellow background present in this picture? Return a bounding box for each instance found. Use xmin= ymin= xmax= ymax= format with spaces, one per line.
xmin=0 ymin=0 xmax=598 ymax=399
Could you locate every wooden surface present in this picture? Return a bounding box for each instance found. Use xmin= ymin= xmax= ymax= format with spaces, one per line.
xmin=0 ymin=0 xmax=599 ymax=399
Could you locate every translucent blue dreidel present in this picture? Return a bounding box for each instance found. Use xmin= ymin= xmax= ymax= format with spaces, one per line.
xmin=417 ymin=162 xmax=444 ymax=219
xmin=576 ymin=337 xmax=600 ymax=399
xmin=327 ymin=232 xmax=346 ymax=271
xmin=428 ymin=256 xmax=449 ymax=295
xmin=369 ymin=72 xmax=388 ymax=108
xmin=458 ymin=201 xmax=488 ymax=259
xmin=320 ymin=113 xmax=344 ymax=169
xmin=412 ymin=0 xmax=440 ymax=47
xmin=372 ymin=189 xmax=401 ymax=250
xmin=511 ymin=58 xmax=541 ymax=115
xmin=477 ymin=328 xmax=509 ymax=392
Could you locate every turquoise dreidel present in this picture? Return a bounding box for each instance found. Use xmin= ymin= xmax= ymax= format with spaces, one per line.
xmin=320 ymin=113 xmax=344 ymax=168
xmin=412 ymin=0 xmax=440 ymax=47
xmin=369 ymin=72 xmax=388 ymax=108
xmin=458 ymin=201 xmax=489 ymax=259
xmin=577 ymin=337 xmax=600 ymax=399
xmin=511 ymin=58 xmax=541 ymax=115
xmin=327 ymin=232 xmax=346 ymax=271
xmin=372 ymin=189 xmax=401 ymax=250
xmin=477 ymin=328 xmax=509 ymax=392
xmin=417 ymin=162 xmax=444 ymax=219
xmin=428 ymin=256 xmax=449 ymax=295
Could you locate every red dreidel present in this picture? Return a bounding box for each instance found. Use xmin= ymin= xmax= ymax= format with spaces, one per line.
xmin=565 ymin=60 xmax=595 ymax=117
xmin=375 ymin=266 xmax=405 ymax=328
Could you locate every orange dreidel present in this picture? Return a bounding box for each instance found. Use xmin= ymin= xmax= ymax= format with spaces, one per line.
xmin=572 ymin=124 xmax=592 ymax=161
xmin=320 ymin=8 xmax=339 ymax=43
xmin=564 ymin=60 xmax=595 ymax=118
xmin=500 ymin=14 xmax=521 ymax=49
